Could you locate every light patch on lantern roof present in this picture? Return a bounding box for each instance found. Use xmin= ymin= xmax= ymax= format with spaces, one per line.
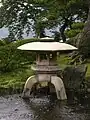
xmin=18 ymin=41 xmax=78 ymax=51
xmin=41 ymin=37 xmax=54 ymax=40
xmin=40 ymin=37 xmax=54 ymax=42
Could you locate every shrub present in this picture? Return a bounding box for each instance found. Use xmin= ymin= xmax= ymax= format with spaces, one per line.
xmin=65 ymin=29 xmax=82 ymax=38
xmin=0 ymin=40 xmax=6 ymax=46
xmin=0 ymin=38 xmax=37 ymax=72
xmin=65 ymin=22 xmax=84 ymax=38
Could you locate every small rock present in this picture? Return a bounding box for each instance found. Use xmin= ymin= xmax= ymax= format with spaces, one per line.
xmin=14 ymin=108 xmax=19 ymax=111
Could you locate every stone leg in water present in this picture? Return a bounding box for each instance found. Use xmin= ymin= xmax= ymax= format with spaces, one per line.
xmin=56 ymin=87 xmax=67 ymax=100
xmin=22 ymin=88 xmax=31 ymax=98
xmin=51 ymin=76 xmax=67 ymax=100
xmin=22 ymin=75 xmax=37 ymax=98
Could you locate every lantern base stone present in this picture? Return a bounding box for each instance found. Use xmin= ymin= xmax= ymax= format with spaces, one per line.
xmin=22 ymin=75 xmax=67 ymax=100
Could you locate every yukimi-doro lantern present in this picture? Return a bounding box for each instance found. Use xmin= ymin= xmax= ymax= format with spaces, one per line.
xmin=18 ymin=37 xmax=77 ymax=100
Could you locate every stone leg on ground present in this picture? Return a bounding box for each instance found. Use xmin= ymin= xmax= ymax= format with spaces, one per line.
xmin=22 ymin=75 xmax=37 ymax=98
xmin=59 ymin=87 xmax=67 ymax=100
xmin=51 ymin=76 xmax=67 ymax=100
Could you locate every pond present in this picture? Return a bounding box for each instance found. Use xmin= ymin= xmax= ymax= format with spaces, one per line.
xmin=0 ymin=94 xmax=90 ymax=120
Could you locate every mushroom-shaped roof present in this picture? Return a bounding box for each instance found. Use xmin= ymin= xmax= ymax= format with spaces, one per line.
xmin=18 ymin=42 xmax=77 ymax=51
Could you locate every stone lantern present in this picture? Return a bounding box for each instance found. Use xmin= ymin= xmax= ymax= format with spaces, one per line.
xmin=18 ymin=37 xmax=77 ymax=100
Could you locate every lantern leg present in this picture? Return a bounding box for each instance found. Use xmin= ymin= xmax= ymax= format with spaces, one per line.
xmin=51 ymin=76 xmax=67 ymax=100
xmin=22 ymin=75 xmax=37 ymax=98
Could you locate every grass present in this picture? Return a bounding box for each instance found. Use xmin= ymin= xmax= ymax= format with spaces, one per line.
xmin=0 ymin=65 xmax=34 ymax=95
xmin=0 ymin=54 xmax=90 ymax=95
xmin=57 ymin=54 xmax=72 ymax=68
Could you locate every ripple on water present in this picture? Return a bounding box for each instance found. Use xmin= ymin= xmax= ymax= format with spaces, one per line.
xmin=0 ymin=94 xmax=89 ymax=120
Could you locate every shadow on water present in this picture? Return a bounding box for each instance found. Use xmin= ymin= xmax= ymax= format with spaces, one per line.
xmin=23 ymin=94 xmax=90 ymax=120
xmin=0 ymin=94 xmax=90 ymax=120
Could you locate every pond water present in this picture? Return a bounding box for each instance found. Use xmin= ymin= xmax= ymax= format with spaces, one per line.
xmin=0 ymin=94 xmax=90 ymax=120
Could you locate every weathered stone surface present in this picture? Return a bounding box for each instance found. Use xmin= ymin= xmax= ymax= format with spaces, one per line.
xmin=22 ymin=75 xmax=67 ymax=100
xmin=51 ymin=76 xmax=67 ymax=100
xmin=59 ymin=65 xmax=88 ymax=101
xmin=61 ymin=65 xmax=87 ymax=90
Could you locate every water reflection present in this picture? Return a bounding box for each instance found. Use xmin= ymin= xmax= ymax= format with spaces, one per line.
xmin=23 ymin=95 xmax=90 ymax=120
xmin=0 ymin=94 xmax=89 ymax=120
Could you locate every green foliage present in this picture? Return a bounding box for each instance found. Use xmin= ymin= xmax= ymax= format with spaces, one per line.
xmin=0 ymin=38 xmax=38 ymax=94
xmin=79 ymin=37 xmax=90 ymax=57
xmin=66 ymin=29 xmax=82 ymax=38
xmin=0 ymin=0 xmax=43 ymax=39
xmin=34 ymin=19 xmax=47 ymax=37
xmin=72 ymin=22 xmax=85 ymax=29
xmin=0 ymin=40 xmax=5 ymax=46
xmin=0 ymin=0 xmax=88 ymax=39
xmin=0 ymin=38 xmax=37 ymax=72
xmin=13 ymin=38 xmax=39 ymax=47
xmin=86 ymin=63 xmax=90 ymax=79
xmin=66 ymin=37 xmax=77 ymax=47
xmin=57 ymin=54 xmax=90 ymax=82
xmin=0 ymin=67 xmax=34 ymax=95
xmin=65 ymin=22 xmax=85 ymax=38
xmin=0 ymin=52 xmax=90 ymax=95
xmin=0 ymin=0 xmax=90 ymax=59
xmin=57 ymin=54 xmax=72 ymax=69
